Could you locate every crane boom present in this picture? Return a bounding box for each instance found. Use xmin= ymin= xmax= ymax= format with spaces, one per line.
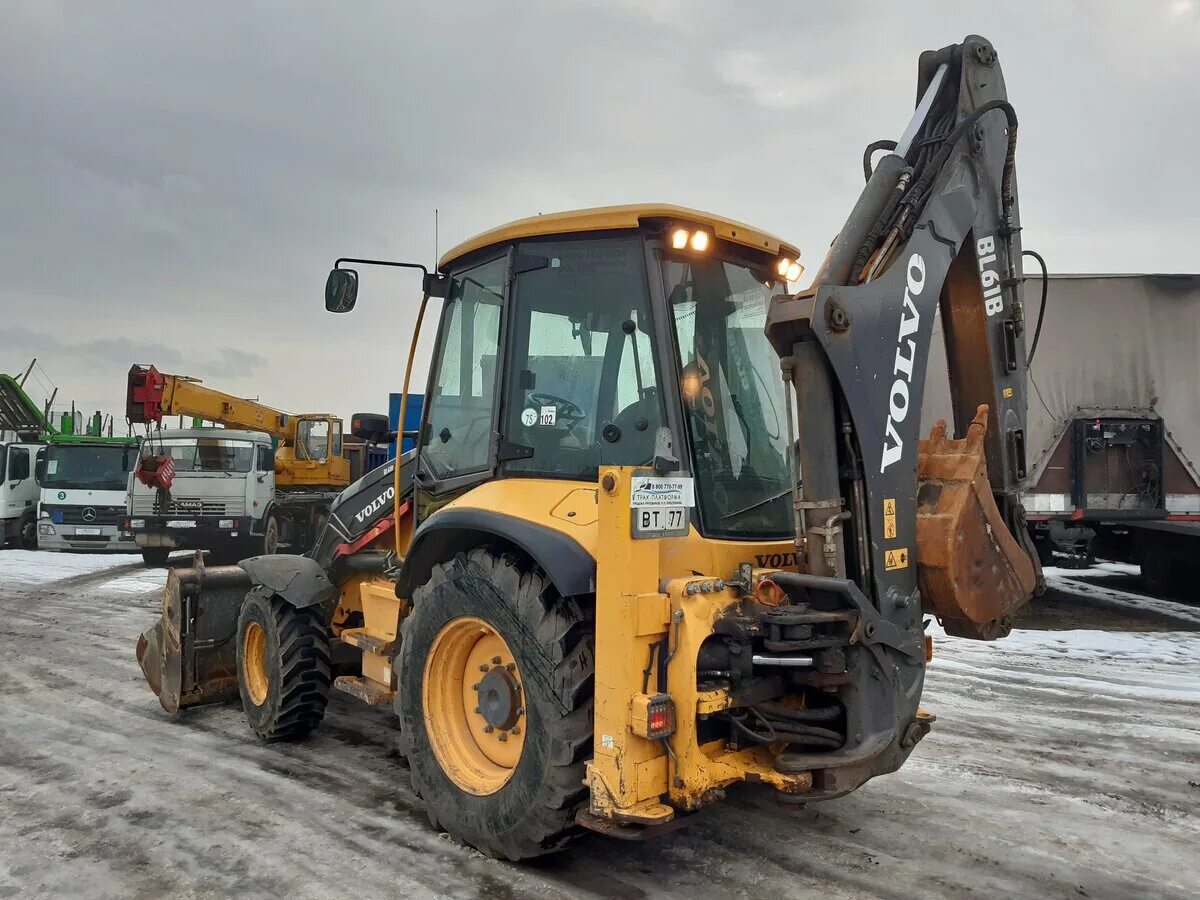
xmin=126 ymin=365 xmax=308 ymax=440
xmin=127 ymin=365 xmax=350 ymax=491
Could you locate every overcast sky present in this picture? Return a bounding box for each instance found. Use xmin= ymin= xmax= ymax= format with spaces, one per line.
xmin=2 ymin=0 xmax=1197 ymax=428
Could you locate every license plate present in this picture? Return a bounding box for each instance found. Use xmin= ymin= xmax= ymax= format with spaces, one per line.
xmin=166 ymin=519 xmax=197 ymax=528
xmin=633 ymin=506 xmax=687 ymax=536
xmin=74 ymin=527 xmax=102 ymax=536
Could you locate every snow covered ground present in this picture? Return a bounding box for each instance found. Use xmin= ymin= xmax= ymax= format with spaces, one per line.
xmin=0 ymin=549 xmax=1197 ymax=899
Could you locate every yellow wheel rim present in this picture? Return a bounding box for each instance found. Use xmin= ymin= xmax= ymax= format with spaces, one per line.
xmin=243 ymin=621 xmax=269 ymax=706
xmin=423 ymin=616 xmax=526 ymax=796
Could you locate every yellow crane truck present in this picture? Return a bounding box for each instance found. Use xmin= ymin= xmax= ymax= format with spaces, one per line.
xmin=137 ymin=35 xmax=1041 ymax=859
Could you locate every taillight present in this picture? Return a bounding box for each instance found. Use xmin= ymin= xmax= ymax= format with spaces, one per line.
xmin=631 ymin=692 xmax=675 ymax=740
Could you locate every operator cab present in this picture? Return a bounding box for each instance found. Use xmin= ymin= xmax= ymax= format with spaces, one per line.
xmin=330 ymin=204 xmax=805 ymax=540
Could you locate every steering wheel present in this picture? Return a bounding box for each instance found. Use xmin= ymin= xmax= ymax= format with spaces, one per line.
xmin=527 ymin=392 xmax=586 ymax=429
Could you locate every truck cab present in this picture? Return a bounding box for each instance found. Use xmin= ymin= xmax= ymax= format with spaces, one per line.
xmin=36 ymin=438 xmax=140 ymax=552
xmin=0 ymin=441 xmax=41 ymax=548
xmin=126 ymin=428 xmax=277 ymax=565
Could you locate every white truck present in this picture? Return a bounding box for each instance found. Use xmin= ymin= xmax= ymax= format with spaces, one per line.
xmin=126 ymin=428 xmax=282 ymax=566
xmin=0 ymin=441 xmax=40 ymax=548
xmin=35 ymin=437 xmax=140 ymax=552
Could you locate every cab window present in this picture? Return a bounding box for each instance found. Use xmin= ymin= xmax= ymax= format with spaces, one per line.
xmin=504 ymin=237 xmax=661 ymax=479
xmin=256 ymin=445 xmax=275 ymax=472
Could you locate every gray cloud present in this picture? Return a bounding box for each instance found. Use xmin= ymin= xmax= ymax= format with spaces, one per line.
xmin=1 ymin=0 xmax=1197 ymax=425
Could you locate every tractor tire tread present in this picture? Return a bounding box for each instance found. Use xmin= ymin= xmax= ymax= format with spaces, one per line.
xmin=398 ymin=547 xmax=594 ymax=860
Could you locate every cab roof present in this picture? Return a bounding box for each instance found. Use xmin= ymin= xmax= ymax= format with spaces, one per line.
xmin=438 ymin=204 xmax=800 ymax=271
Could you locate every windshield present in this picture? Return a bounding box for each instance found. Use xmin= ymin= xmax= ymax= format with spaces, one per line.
xmin=41 ymin=443 xmax=137 ymax=491
xmin=149 ymin=438 xmax=255 ymax=474
xmin=664 ymin=254 xmax=792 ymax=538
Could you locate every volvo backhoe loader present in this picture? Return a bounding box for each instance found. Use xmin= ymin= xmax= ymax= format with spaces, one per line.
xmin=137 ymin=35 xmax=1040 ymax=859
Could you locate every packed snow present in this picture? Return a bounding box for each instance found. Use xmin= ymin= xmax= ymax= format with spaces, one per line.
xmin=1 ymin=548 xmax=1197 ymax=899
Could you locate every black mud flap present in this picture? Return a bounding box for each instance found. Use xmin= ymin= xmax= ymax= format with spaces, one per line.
xmin=136 ymin=559 xmax=252 ymax=713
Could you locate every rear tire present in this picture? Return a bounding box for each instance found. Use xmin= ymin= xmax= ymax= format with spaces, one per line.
xmin=236 ymin=588 xmax=332 ymax=741
xmin=397 ymin=548 xmax=594 ymax=860
xmin=141 ymin=548 xmax=170 ymax=567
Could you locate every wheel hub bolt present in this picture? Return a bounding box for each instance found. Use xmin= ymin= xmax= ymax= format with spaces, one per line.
xmin=483 ymin=725 xmax=494 ymax=733
xmin=511 ymin=726 xmax=521 ymax=735
xmin=492 ymin=656 xmax=502 ymax=665
xmin=498 ymin=732 xmax=508 ymax=742
xmin=506 ymin=663 xmax=516 ymax=672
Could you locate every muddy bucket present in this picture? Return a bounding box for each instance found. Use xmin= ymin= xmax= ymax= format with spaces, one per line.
xmin=136 ymin=554 xmax=252 ymax=713
xmin=916 ymin=407 xmax=1039 ymax=640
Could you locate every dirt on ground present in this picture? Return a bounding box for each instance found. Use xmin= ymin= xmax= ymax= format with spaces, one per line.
xmin=0 ymin=552 xmax=1197 ymax=899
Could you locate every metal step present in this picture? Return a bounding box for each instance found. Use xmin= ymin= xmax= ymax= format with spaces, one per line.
xmin=333 ymin=675 xmax=394 ymax=705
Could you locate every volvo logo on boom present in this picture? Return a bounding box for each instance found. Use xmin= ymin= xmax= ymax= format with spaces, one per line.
xmin=354 ymin=486 xmax=394 ymax=524
xmin=880 ymin=253 xmax=925 ymax=473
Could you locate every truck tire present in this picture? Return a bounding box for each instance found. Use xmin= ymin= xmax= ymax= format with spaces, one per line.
xmin=397 ymin=548 xmax=594 ymax=860
xmin=236 ymin=588 xmax=332 ymax=741
xmin=262 ymin=515 xmax=280 ymax=555
xmin=141 ymin=548 xmax=171 ymax=567
xmin=18 ymin=511 xmax=37 ymax=550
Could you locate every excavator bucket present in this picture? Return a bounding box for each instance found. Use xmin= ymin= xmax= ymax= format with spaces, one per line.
xmin=136 ymin=554 xmax=251 ymax=712
xmin=916 ymin=406 xmax=1038 ymax=640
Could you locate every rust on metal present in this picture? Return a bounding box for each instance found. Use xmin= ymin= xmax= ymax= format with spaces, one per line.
xmin=137 ymin=563 xmax=250 ymax=712
xmin=333 ymin=675 xmax=395 ymax=705
xmin=916 ymin=405 xmax=1037 ymax=639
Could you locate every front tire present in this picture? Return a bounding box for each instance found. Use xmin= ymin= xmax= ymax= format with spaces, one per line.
xmin=397 ymin=549 xmax=594 ymax=860
xmin=236 ymin=589 xmax=332 ymax=741
xmin=18 ymin=512 xmax=37 ymax=550
xmin=262 ymin=515 xmax=280 ymax=555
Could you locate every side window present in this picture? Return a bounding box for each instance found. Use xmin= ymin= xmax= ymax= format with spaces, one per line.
xmin=257 ymin=445 xmax=275 ymax=473
xmin=505 ymin=238 xmax=661 ymax=478
xmin=330 ymin=420 xmax=343 ymax=457
xmin=8 ymin=447 xmax=30 ymax=481
xmin=421 ymin=256 xmax=505 ymax=481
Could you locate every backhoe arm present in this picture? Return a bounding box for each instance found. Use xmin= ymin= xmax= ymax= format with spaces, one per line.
xmin=766 ymin=35 xmax=1039 ymax=639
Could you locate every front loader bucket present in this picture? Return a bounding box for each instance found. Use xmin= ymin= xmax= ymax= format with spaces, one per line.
xmin=136 ymin=554 xmax=252 ymax=713
xmin=916 ymin=407 xmax=1038 ymax=640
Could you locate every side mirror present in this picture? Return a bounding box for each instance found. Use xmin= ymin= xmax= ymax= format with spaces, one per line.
xmin=325 ymin=268 xmax=359 ymax=313
xmin=351 ymin=412 xmax=391 ymax=443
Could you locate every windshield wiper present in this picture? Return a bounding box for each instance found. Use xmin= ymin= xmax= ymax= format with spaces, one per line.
xmin=721 ymin=487 xmax=792 ymax=520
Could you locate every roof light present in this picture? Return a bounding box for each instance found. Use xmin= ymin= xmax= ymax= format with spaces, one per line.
xmin=785 ymin=262 xmax=804 ymax=282
xmin=671 ymin=228 xmax=690 ymax=250
xmin=690 ymin=230 xmax=709 ymax=252
xmin=777 ymin=257 xmax=792 ymax=277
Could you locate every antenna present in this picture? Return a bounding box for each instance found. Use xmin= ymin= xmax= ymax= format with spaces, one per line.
xmin=434 ymin=208 xmax=439 ymax=265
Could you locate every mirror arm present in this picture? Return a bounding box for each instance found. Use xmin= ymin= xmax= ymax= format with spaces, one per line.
xmin=334 ymin=258 xmax=449 ymax=298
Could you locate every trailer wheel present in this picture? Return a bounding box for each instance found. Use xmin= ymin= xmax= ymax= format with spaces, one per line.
xmin=141 ymin=548 xmax=170 ymax=567
xmin=236 ymin=588 xmax=332 ymax=741
xmin=1140 ymin=546 xmax=1179 ymax=597
xmin=397 ymin=548 xmax=594 ymax=860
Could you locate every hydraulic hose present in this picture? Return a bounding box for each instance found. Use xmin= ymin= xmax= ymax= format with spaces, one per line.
xmin=1022 ymin=249 xmax=1049 ymax=368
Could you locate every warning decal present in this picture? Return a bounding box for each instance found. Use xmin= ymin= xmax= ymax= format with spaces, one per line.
xmin=883 ymin=498 xmax=897 ymax=540
xmin=884 ymin=547 xmax=909 ymax=570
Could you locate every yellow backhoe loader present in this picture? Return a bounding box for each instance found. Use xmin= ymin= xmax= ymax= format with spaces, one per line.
xmin=137 ymin=35 xmax=1041 ymax=859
